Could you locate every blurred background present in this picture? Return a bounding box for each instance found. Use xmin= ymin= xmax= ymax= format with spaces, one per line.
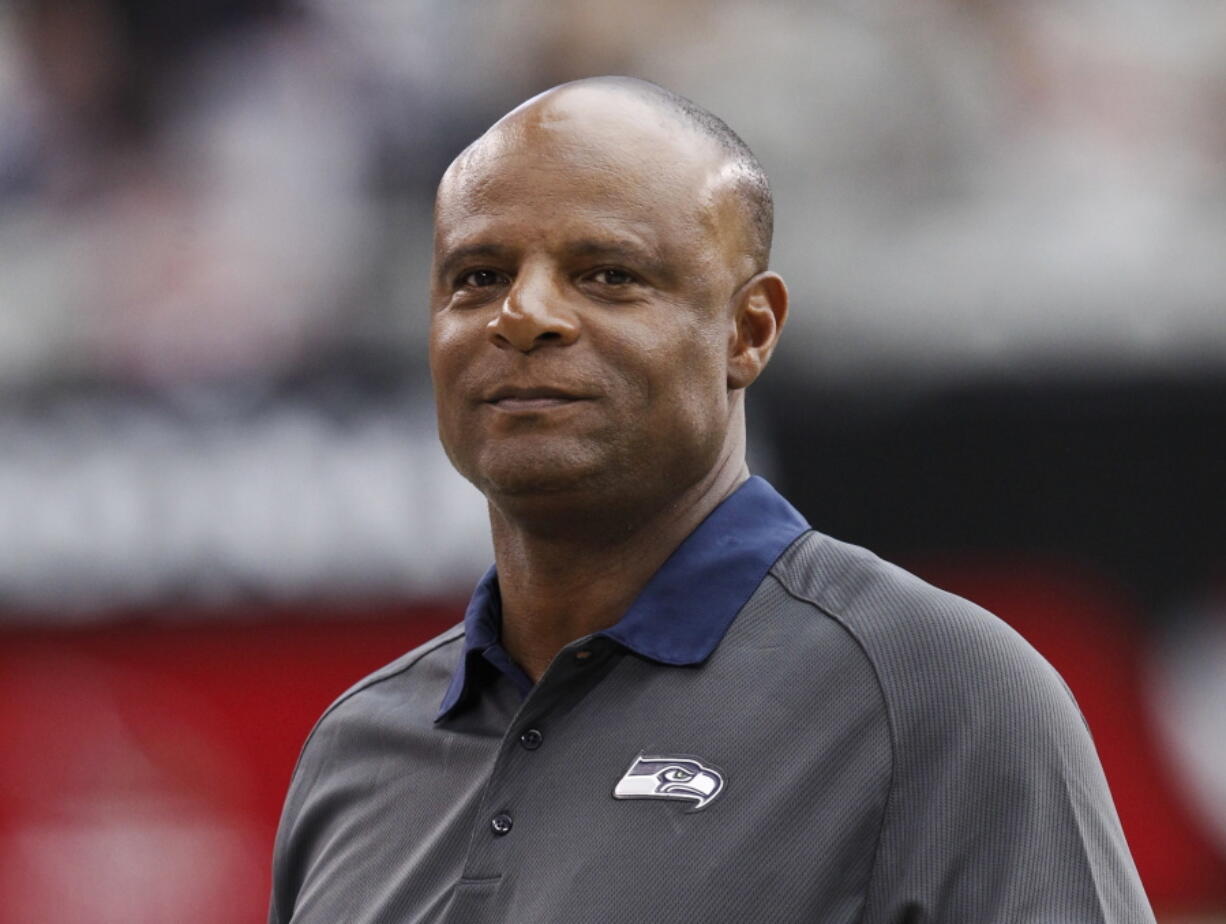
xmin=0 ymin=0 xmax=1223 ymax=920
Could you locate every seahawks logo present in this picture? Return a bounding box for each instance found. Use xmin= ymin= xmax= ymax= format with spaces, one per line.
xmin=612 ymin=754 xmax=725 ymax=811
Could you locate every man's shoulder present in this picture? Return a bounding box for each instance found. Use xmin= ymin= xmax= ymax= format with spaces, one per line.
xmin=769 ymin=530 xmax=1076 ymax=721
xmin=772 ymin=529 xmax=1001 ymax=634
xmin=767 ymin=539 xmax=1151 ymax=922
xmin=292 ymin=621 xmax=465 ymax=771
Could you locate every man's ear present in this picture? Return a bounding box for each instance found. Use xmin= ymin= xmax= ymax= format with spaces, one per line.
xmin=727 ymin=272 xmax=788 ymax=390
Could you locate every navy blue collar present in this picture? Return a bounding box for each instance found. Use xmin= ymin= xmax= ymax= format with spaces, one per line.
xmin=436 ymin=476 xmax=810 ymax=722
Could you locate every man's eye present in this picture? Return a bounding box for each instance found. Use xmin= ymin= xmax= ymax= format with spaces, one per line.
xmin=591 ymin=268 xmax=635 ymax=286
xmin=460 ymin=269 xmax=504 ymax=288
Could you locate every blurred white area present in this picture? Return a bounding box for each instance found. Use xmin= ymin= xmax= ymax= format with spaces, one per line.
xmin=1151 ymin=599 xmax=1226 ymax=858
xmin=4 ymin=813 xmax=261 ymax=924
xmin=634 ymin=0 xmax=1226 ymax=382
xmin=0 ymin=393 xmax=492 ymax=616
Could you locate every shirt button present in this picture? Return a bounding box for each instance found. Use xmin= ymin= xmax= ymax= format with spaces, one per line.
xmin=519 ymin=728 xmax=543 ymax=750
xmin=490 ymin=813 xmax=514 ymax=836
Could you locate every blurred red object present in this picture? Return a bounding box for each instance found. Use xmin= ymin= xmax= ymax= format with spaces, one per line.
xmin=0 ymin=607 xmax=459 ymax=924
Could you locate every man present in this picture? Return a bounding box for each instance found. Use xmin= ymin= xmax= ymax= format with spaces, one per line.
xmin=270 ymin=77 xmax=1154 ymax=923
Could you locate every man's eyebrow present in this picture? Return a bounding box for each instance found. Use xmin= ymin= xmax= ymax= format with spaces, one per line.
xmin=566 ymin=238 xmax=657 ymax=261
xmin=436 ymin=243 xmax=513 ymax=281
xmin=565 ymin=239 xmax=672 ymax=279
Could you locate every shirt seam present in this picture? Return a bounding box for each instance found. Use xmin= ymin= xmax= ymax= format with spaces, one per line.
xmin=285 ymin=626 xmax=466 ymax=799
xmin=767 ymin=568 xmax=899 ymax=924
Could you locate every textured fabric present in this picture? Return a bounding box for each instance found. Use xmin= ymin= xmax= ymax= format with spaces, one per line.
xmin=269 ymin=495 xmax=1155 ymax=922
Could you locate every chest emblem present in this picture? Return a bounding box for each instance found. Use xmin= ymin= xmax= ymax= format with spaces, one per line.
xmin=612 ymin=753 xmax=725 ymax=811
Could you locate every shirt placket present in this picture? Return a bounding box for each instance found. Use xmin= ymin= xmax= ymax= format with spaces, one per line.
xmin=442 ymin=637 xmax=619 ymax=922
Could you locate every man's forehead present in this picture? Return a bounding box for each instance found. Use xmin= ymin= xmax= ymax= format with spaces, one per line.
xmin=438 ymin=85 xmax=728 ymax=213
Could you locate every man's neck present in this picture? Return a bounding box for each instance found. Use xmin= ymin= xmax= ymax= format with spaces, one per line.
xmin=487 ymin=455 xmax=749 ymax=682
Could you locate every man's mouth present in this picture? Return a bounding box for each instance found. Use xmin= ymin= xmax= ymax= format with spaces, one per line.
xmin=484 ymin=386 xmax=591 ymax=412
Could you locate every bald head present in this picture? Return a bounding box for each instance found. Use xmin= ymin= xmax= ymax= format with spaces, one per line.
xmin=440 ymin=77 xmax=774 ymax=274
xmin=603 ymin=79 xmax=773 ymax=272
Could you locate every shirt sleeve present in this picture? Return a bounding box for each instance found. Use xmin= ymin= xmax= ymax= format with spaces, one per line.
xmin=856 ymin=596 xmax=1156 ymax=923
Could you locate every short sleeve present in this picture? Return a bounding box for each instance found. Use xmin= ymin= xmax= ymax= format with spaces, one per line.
xmin=857 ymin=594 xmax=1156 ymax=923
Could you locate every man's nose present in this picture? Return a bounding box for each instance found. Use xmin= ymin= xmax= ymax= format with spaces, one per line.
xmin=486 ymin=273 xmax=579 ymax=353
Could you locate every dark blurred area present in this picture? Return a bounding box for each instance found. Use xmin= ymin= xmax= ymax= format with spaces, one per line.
xmin=0 ymin=0 xmax=1223 ymax=920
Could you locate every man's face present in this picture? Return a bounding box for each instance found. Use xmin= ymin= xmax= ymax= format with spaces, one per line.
xmin=429 ymin=90 xmax=752 ymax=515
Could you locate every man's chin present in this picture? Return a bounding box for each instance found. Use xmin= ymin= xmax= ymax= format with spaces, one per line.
xmin=477 ymin=462 xmax=602 ymax=499
xmin=466 ymin=443 xmax=625 ymax=509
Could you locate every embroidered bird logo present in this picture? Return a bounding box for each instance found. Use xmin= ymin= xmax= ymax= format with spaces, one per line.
xmin=612 ymin=754 xmax=725 ymax=811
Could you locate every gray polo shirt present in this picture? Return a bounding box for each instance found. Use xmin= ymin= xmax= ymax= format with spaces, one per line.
xmin=269 ymin=477 xmax=1155 ymax=923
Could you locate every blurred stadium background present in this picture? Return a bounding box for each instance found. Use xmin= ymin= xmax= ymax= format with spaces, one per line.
xmin=0 ymin=0 xmax=1224 ymax=920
